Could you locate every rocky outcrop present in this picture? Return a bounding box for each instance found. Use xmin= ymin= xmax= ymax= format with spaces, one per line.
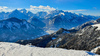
xmin=91 ymin=46 xmax=100 ymax=55
xmin=16 ymin=28 xmax=77 ymax=47
xmin=47 ymin=26 xmax=100 ymax=51
xmin=16 ymin=35 xmax=53 ymax=47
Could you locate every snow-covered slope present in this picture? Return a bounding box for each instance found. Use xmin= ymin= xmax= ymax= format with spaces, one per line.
xmin=0 ymin=9 xmax=99 ymax=31
xmin=0 ymin=12 xmax=9 ymax=19
xmin=0 ymin=42 xmax=99 ymax=56
xmin=20 ymin=9 xmax=34 ymax=18
xmin=35 ymin=11 xmax=48 ymax=18
xmin=47 ymin=11 xmax=98 ymax=29
xmin=0 ymin=9 xmax=34 ymax=20
xmin=0 ymin=17 xmax=45 ymax=42
xmin=92 ymin=24 xmax=100 ymax=30
xmin=91 ymin=46 xmax=100 ymax=55
xmin=29 ymin=17 xmax=46 ymax=28
xmin=8 ymin=9 xmax=29 ymax=20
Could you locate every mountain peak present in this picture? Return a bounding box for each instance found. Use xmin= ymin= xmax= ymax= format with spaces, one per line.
xmin=13 ymin=9 xmax=19 ymax=12
xmin=20 ymin=9 xmax=27 ymax=11
xmin=20 ymin=9 xmax=27 ymax=13
xmin=11 ymin=9 xmax=21 ymax=14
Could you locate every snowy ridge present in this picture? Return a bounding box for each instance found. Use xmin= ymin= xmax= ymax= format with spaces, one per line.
xmin=0 ymin=9 xmax=99 ymax=30
xmin=92 ymin=24 xmax=100 ymax=30
xmin=0 ymin=17 xmax=35 ymax=30
xmin=0 ymin=17 xmax=46 ymax=42
xmin=91 ymin=46 xmax=100 ymax=53
xmin=0 ymin=42 xmax=99 ymax=56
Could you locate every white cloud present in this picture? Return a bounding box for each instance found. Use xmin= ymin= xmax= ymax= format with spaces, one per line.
xmin=0 ymin=5 xmax=56 ymax=13
xmin=0 ymin=6 xmax=14 ymax=12
xmin=30 ymin=5 xmax=55 ymax=10
xmin=27 ymin=5 xmax=56 ymax=13
xmin=0 ymin=6 xmax=86 ymax=14
xmin=3 ymin=6 xmax=8 ymax=9
xmin=64 ymin=9 xmax=87 ymax=12
xmin=17 ymin=8 xmax=23 ymax=10
xmin=0 ymin=6 xmax=8 ymax=10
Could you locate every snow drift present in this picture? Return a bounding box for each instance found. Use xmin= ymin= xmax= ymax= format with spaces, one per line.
xmin=0 ymin=42 xmax=99 ymax=56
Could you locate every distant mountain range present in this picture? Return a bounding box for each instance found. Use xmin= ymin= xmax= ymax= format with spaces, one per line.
xmin=0 ymin=9 xmax=99 ymax=30
xmin=0 ymin=9 xmax=100 ymax=42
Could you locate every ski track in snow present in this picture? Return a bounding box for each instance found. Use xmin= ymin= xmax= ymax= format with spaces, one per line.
xmin=0 ymin=42 xmax=99 ymax=56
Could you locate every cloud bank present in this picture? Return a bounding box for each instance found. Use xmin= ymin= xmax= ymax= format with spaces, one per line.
xmin=0 ymin=5 xmax=56 ymax=13
xmin=27 ymin=5 xmax=56 ymax=13
xmin=0 ymin=6 xmax=8 ymax=12
xmin=0 ymin=5 xmax=87 ymax=14
xmin=64 ymin=9 xmax=87 ymax=12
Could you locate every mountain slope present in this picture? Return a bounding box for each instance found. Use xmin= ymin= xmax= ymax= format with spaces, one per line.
xmin=0 ymin=17 xmax=45 ymax=42
xmin=0 ymin=12 xmax=9 ymax=19
xmin=29 ymin=17 xmax=46 ymax=28
xmin=74 ymin=18 xmax=100 ymax=31
xmin=8 ymin=9 xmax=29 ymax=20
xmin=0 ymin=9 xmax=99 ymax=31
xmin=16 ymin=18 xmax=100 ymax=55
xmin=47 ymin=11 xmax=98 ymax=29
xmin=0 ymin=42 xmax=99 ymax=56
xmin=16 ymin=28 xmax=78 ymax=47
xmin=20 ymin=9 xmax=34 ymax=18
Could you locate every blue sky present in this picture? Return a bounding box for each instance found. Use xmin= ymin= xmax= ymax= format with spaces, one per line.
xmin=0 ymin=0 xmax=100 ymax=16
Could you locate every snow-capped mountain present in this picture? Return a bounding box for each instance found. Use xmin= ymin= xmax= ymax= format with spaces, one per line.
xmin=20 ymin=9 xmax=34 ymax=18
xmin=47 ymin=11 xmax=99 ymax=29
xmin=0 ymin=9 xmax=99 ymax=33
xmin=44 ymin=10 xmax=64 ymax=19
xmin=8 ymin=9 xmax=29 ymax=20
xmin=35 ymin=11 xmax=48 ymax=19
xmin=76 ymin=18 xmax=100 ymax=30
xmin=0 ymin=42 xmax=99 ymax=56
xmin=0 ymin=9 xmax=34 ymax=20
xmin=0 ymin=17 xmax=45 ymax=42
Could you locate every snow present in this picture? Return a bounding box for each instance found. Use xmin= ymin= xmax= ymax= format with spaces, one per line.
xmin=0 ymin=42 xmax=99 ymax=56
xmin=81 ymin=15 xmax=84 ymax=17
xmin=46 ymin=30 xmax=56 ymax=34
xmin=23 ymin=21 xmax=29 ymax=29
xmin=13 ymin=22 xmax=20 ymax=28
xmin=57 ymin=38 xmax=62 ymax=42
xmin=92 ymin=24 xmax=100 ymax=30
xmin=7 ymin=22 xmax=12 ymax=29
xmin=60 ymin=13 xmax=65 ymax=15
xmin=38 ymin=37 xmax=43 ymax=39
xmin=21 ymin=11 xmax=23 ymax=13
xmin=97 ymin=37 xmax=100 ymax=39
xmin=91 ymin=46 xmax=100 ymax=53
